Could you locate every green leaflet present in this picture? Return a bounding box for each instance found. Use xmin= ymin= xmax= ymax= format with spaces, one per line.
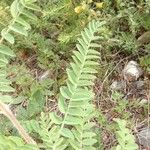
xmin=78 ymin=38 xmax=88 ymax=52
xmin=10 ymin=0 xmax=19 ymax=18
xmin=82 ymin=138 xmax=97 ymax=146
xmin=83 ymin=67 xmax=98 ymax=73
xmin=68 ymin=108 xmax=83 ymax=116
xmin=58 ymin=95 xmax=67 ymax=113
xmin=1 ymin=29 xmax=15 ymax=44
xmin=21 ymin=9 xmax=38 ymax=20
xmin=50 ymin=112 xmax=62 ymax=124
xmin=71 ymin=90 xmax=94 ymax=101
xmin=20 ymin=0 xmax=41 ymax=11
xmin=86 ymin=54 xmax=100 ymax=59
xmin=0 ymin=62 xmax=6 ymax=67
xmin=60 ymin=86 xmax=72 ymax=99
xmin=69 ymin=139 xmax=80 ymax=150
xmin=0 ymin=44 xmax=15 ymax=57
xmin=0 ymin=77 xmax=11 ymax=84
xmin=82 ymin=132 xmax=96 ymax=138
xmin=90 ymin=43 xmax=101 ymax=48
xmin=16 ymin=17 xmax=31 ymax=30
xmin=0 ymin=135 xmax=38 ymax=150
xmin=78 ymin=79 xmax=94 ymax=86
xmin=70 ymin=101 xmax=89 ymax=107
xmin=0 ymin=95 xmax=12 ymax=103
xmin=88 ymin=49 xmax=100 ymax=55
xmin=0 ymin=85 xmax=15 ymax=92
xmin=81 ymin=30 xmax=90 ymax=45
xmin=73 ymin=51 xmax=83 ymax=63
xmin=0 ymin=54 xmax=9 ymax=64
xmin=0 ymin=70 xmax=7 ymax=77
xmin=65 ymin=115 xmax=82 ymax=125
xmin=80 ymin=74 xmax=96 ymax=80
xmin=24 ymin=3 xmax=41 ymax=11
xmin=67 ymin=69 xmax=77 ymax=85
xmin=85 ymin=60 xmax=99 ymax=66
xmin=76 ymin=44 xmax=86 ymax=56
xmin=9 ymin=23 xmax=28 ymax=36
xmin=61 ymin=128 xmax=74 ymax=139
xmin=70 ymin=62 xmax=80 ymax=75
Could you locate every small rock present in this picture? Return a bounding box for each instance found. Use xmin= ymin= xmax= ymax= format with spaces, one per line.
xmin=123 ymin=61 xmax=143 ymax=81
xmin=110 ymin=80 xmax=126 ymax=91
xmin=135 ymin=80 xmax=144 ymax=89
xmin=39 ymin=70 xmax=50 ymax=81
xmin=137 ymin=127 xmax=150 ymax=148
xmin=137 ymin=31 xmax=150 ymax=45
xmin=139 ymin=99 xmax=148 ymax=104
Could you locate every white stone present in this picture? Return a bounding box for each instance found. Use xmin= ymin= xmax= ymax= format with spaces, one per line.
xmin=137 ymin=127 xmax=150 ymax=148
xmin=110 ymin=81 xmax=126 ymax=90
xmin=123 ymin=61 xmax=143 ymax=81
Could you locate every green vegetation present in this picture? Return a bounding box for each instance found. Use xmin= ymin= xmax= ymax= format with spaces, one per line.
xmin=0 ymin=0 xmax=149 ymax=149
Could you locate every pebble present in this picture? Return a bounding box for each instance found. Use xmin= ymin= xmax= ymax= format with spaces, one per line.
xmin=123 ymin=61 xmax=143 ymax=81
xmin=110 ymin=80 xmax=126 ymax=91
xmin=137 ymin=127 xmax=150 ymax=148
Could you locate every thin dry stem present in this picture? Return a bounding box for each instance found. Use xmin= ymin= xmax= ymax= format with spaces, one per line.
xmin=0 ymin=102 xmax=36 ymax=145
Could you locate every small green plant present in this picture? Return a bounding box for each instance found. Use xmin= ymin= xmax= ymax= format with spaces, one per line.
xmin=114 ymin=119 xmax=138 ymax=150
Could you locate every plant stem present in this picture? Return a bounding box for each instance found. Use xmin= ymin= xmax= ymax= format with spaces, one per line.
xmin=0 ymin=102 xmax=36 ymax=144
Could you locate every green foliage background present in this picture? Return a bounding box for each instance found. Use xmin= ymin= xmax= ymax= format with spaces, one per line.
xmin=0 ymin=0 xmax=149 ymax=149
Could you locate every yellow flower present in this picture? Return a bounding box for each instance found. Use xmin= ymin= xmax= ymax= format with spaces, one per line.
xmin=74 ymin=6 xmax=83 ymax=14
xmin=95 ymin=2 xmax=104 ymax=9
